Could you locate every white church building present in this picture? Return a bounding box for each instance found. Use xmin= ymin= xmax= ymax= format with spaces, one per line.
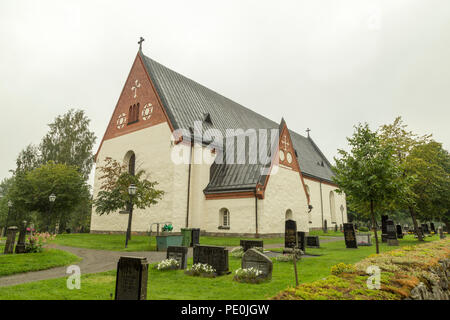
xmin=90 ymin=46 xmax=347 ymax=237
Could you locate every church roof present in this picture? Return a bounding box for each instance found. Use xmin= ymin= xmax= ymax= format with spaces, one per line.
xmin=140 ymin=52 xmax=335 ymax=192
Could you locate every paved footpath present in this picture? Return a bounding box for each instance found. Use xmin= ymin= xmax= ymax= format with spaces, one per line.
xmin=0 ymin=236 xmax=344 ymax=288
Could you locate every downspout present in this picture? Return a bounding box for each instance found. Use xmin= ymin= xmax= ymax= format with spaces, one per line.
xmin=320 ymin=181 xmax=324 ymax=230
xmin=186 ymin=128 xmax=194 ymax=228
xmin=255 ymin=191 xmax=259 ymax=238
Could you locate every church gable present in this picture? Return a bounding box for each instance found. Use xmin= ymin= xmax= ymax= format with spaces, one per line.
xmin=96 ymin=52 xmax=172 ymax=160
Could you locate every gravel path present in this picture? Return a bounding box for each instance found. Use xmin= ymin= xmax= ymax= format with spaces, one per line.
xmin=0 ymin=236 xmax=344 ymax=288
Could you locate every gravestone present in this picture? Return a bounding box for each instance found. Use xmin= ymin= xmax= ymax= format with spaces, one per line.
xmin=306 ymin=235 xmax=320 ymax=248
xmin=3 ymin=226 xmax=18 ymax=254
xmin=193 ymin=245 xmax=229 ymax=275
xmin=284 ymin=220 xmax=297 ymax=248
xmin=191 ymin=228 xmax=200 ymax=246
xmin=297 ymin=231 xmax=306 ymax=252
xmin=334 ymin=224 xmax=338 ymax=232
xmin=356 ymin=233 xmax=372 ymax=246
xmin=323 ymin=219 xmax=328 ymax=233
xmin=438 ymin=227 xmax=445 ymax=239
xmin=381 ymin=215 xmax=389 ymax=243
xmin=421 ymin=223 xmax=430 ymax=235
xmin=343 ymin=223 xmax=358 ymax=248
xmin=115 ymin=256 xmax=148 ymax=300
xmin=240 ymin=240 xmax=263 ymax=252
xmin=386 ymin=219 xmax=399 ymax=246
xmin=396 ymin=224 xmax=403 ymax=239
xmin=430 ymin=223 xmax=436 ymax=234
xmin=241 ymin=248 xmax=273 ymax=280
xmin=415 ymin=226 xmax=424 ymax=239
xmin=180 ymin=228 xmax=192 ymax=247
xmin=15 ymin=221 xmax=27 ymax=254
xmin=166 ymin=246 xmax=188 ymax=269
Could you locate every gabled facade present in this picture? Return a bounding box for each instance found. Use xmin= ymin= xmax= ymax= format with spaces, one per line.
xmin=90 ymin=49 xmax=347 ymax=236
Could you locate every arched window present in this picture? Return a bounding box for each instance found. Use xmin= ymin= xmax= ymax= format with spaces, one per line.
xmin=124 ymin=151 xmax=136 ymax=176
xmin=329 ymin=191 xmax=336 ymax=223
xmin=285 ymin=209 xmax=293 ymax=220
xmin=219 ymin=208 xmax=230 ymax=228
xmin=128 ymin=104 xmax=139 ymax=124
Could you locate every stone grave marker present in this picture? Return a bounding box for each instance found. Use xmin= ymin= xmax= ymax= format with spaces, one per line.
xmin=334 ymin=224 xmax=338 ymax=232
xmin=191 ymin=228 xmax=200 ymax=246
xmin=193 ymin=245 xmax=229 ymax=275
xmin=306 ymin=235 xmax=320 ymax=248
xmin=3 ymin=226 xmax=18 ymax=254
xmin=15 ymin=221 xmax=27 ymax=254
xmin=323 ymin=219 xmax=328 ymax=233
xmin=240 ymin=239 xmax=263 ymax=252
xmin=396 ymin=224 xmax=403 ymax=239
xmin=438 ymin=227 xmax=445 ymax=239
xmin=285 ymin=220 xmax=297 ymax=248
xmin=381 ymin=215 xmax=389 ymax=243
xmin=115 ymin=256 xmax=148 ymax=300
xmin=343 ymin=223 xmax=358 ymax=248
xmin=356 ymin=233 xmax=372 ymax=246
xmin=297 ymin=231 xmax=306 ymax=252
xmin=241 ymin=248 xmax=273 ymax=280
xmin=166 ymin=246 xmax=188 ymax=269
xmin=386 ymin=219 xmax=399 ymax=246
xmin=430 ymin=222 xmax=436 ymax=234
xmin=421 ymin=223 xmax=430 ymax=235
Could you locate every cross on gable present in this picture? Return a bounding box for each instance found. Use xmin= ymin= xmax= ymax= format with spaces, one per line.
xmin=131 ymin=80 xmax=141 ymax=98
xmin=281 ymin=135 xmax=290 ymax=151
xmin=138 ymin=37 xmax=145 ymax=50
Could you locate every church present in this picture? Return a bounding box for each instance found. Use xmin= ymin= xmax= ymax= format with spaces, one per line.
xmin=90 ymin=42 xmax=348 ymax=237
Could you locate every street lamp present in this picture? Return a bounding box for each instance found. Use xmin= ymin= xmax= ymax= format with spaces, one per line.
xmin=125 ymin=184 xmax=137 ymax=248
xmin=48 ymin=194 xmax=56 ymax=233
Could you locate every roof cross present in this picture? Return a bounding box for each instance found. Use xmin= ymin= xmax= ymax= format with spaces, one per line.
xmin=138 ymin=37 xmax=145 ymax=51
xmin=306 ymin=128 xmax=311 ymax=137
xmin=281 ymin=135 xmax=290 ymax=151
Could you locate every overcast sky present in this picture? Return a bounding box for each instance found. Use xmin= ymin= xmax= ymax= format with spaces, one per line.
xmin=1 ymin=0 xmax=449 ymax=187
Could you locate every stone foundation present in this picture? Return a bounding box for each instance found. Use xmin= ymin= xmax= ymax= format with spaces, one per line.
xmin=406 ymin=259 xmax=450 ymax=300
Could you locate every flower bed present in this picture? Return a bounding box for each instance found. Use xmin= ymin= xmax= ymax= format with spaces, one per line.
xmin=233 ymin=267 xmax=265 ymax=284
xmin=272 ymin=238 xmax=450 ymax=300
xmin=26 ymin=232 xmax=56 ymax=253
xmin=154 ymin=258 xmax=180 ymax=271
xmin=184 ymin=263 xmax=217 ymax=278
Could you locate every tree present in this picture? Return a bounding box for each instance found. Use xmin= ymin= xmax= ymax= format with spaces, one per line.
xmin=15 ymin=144 xmax=41 ymax=174
xmin=379 ymin=117 xmax=431 ymax=241
xmin=8 ymin=161 xmax=87 ymax=232
xmin=332 ymin=123 xmax=408 ymax=254
xmin=40 ymin=109 xmax=97 ymax=181
xmin=93 ymin=157 xmax=164 ymax=246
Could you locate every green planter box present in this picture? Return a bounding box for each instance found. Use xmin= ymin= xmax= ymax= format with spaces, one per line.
xmin=181 ymin=228 xmax=192 ymax=247
xmin=156 ymin=234 xmax=183 ymax=251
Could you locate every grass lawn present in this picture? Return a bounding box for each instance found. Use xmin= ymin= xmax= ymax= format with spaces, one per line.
xmin=50 ymin=233 xmax=286 ymax=251
xmin=0 ymin=234 xmax=441 ymax=300
xmin=0 ymin=249 xmax=81 ymax=277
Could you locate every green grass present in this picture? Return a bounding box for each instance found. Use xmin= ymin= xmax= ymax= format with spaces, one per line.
xmin=0 ymin=234 xmax=440 ymax=300
xmin=51 ymin=233 xmax=285 ymax=251
xmin=0 ymin=249 xmax=81 ymax=277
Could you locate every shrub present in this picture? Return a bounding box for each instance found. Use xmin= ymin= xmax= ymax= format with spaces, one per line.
xmin=234 ymin=268 xmax=265 ymax=284
xmin=25 ymin=232 xmax=56 ymax=253
xmin=330 ymin=263 xmax=356 ymax=275
xmin=154 ymin=258 xmax=180 ymax=271
xmin=185 ymin=263 xmax=216 ymax=277
xmin=358 ymin=226 xmax=369 ymax=232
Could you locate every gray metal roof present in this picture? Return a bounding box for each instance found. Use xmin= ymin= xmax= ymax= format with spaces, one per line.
xmin=141 ymin=52 xmax=335 ymax=192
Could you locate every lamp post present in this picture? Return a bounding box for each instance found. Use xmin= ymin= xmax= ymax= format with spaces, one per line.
xmin=125 ymin=184 xmax=137 ymax=248
xmin=3 ymin=200 xmax=12 ymax=237
xmin=48 ymin=194 xmax=56 ymax=233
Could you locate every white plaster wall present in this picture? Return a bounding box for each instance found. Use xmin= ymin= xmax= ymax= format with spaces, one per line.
xmin=91 ymin=122 xmax=189 ymax=233
xmin=259 ymin=165 xmax=310 ymax=234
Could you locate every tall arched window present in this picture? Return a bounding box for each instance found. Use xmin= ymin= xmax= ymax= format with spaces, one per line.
xmin=219 ymin=208 xmax=230 ymax=228
xmin=128 ymin=153 xmax=136 ymax=176
xmin=329 ymin=191 xmax=336 ymax=223
xmin=285 ymin=209 xmax=293 ymax=220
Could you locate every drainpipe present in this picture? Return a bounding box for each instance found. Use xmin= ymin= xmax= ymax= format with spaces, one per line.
xmin=320 ymin=181 xmax=324 ymax=230
xmin=255 ymin=191 xmax=259 ymax=238
xmin=186 ymin=127 xmax=194 ymax=228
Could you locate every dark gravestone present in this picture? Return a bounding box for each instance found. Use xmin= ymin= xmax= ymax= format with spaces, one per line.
xmin=306 ymin=235 xmax=320 ymax=248
xmin=438 ymin=227 xmax=445 ymax=239
xmin=15 ymin=221 xmax=27 ymax=254
xmin=284 ymin=220 xmax=297 ymax=248
xmin=193 ymin=245 xmax=229 ymax=275
xmin=4 ymin=226 xmax=18 ymax=254
xmin=240 ymin=240 xmax=263 ymax=252
xmin=430 ymin=223 xmax=436 ymax=234
xmin=334 ymin=224 xmax=338 ymax=232
xmin=191 ymin=228 xmax=200 ymax=246
xmin=421 ymin=224 xmax=430 ymax=235
xmin=323 ymin=219 xmax=328 ymax=233
xmin=416 ymin=226 xmax=424 ymax=239
xmin=381 ymin=215 xmax=389 ymax=243
xmin=115 ymin=256 xmax=148 ymax=300
xmin=386 ymin=220 xmax=399 ymax=246
xmin=396 ymin=225 xmax=403 ymax=239
xmin=297 ymin=231 xmax=306 ymax=252
xmin=241 ymin=248 xmax=273 ymax=280
xmin=343 ymin=223 xmax=358 ymax=249
xmin=167 ymin=246 xmax=188 ymax=269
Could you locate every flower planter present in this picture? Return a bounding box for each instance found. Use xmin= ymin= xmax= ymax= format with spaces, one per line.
xmin=155 ymin=234 xmax=183 ymax=251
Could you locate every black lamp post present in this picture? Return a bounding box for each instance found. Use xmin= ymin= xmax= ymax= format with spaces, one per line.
xmin=125 ymin=184 xmax=137 ymax=248
xmin=48 ymin=193 xmax=56 ymax=233
xmin=3 ymin=200 xmax=12 ymax=237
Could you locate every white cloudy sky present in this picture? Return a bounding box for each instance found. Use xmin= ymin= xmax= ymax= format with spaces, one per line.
xmin=1 ymin=0 xmax=449 ymax=187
